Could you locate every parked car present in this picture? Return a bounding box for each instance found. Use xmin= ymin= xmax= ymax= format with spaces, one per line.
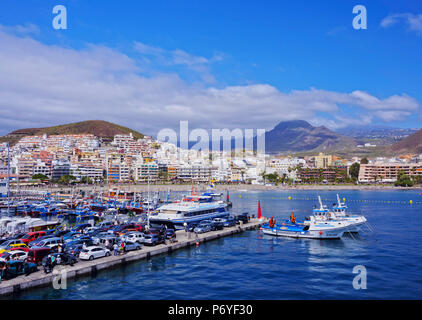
xmin=118 ymin=241 xmax=141 ymax=252
xmin=236 ymin=212 xmax=249 ymax=224
xmin=71 ymin=223 xmax=92 ymax=233
xmin=79 ymin=246 xmax=111 ymax=261
xmin=92 ymin=232 xmax=114 ymax=244
xmin=97 ymin=221 xmax=114 ymax=230
xmin=83 ymin=226 xmax=102 ymax=234
xmin=9 ymin=246 xmax=30 ymax=253
xmin=194 ymin=222 xmax=213 ymax=234
xmin=146 ymin=226 xmax=166 ymax=236
xmin=211 ymin=219 xmax=224 ymax=230
xmin=187 ymin=222 xmax=199 ymax=232
xmin=120 ymin=231 xmax=144 ymax=244
xmin=20 ymin=231 xmax=47 ymax=244
xmin=142 ymin=234 xmax=165 ymax=246
xmin=0 ymin=239 xmax=27 ymax=251
xmin=52 ymin=229 xmax=71 ymax=237
xmin=8 ymin=232 xmax=27 ymax=240
xmin=28 ymin=235 xmax=56 ymax=247
xmin=0 ymin=260 xmax=38 ymax=279
xmin=50 ymin=252 xmax=77 ymax=266
xmin=97 ymin=236 xmax=118 ymax=249
xmin=109 ymin=224 xmax=138 ymax=235
xmin=0 ymin=250 xmax=28 ymax=262
xmin=27 ymin=247 xmax=51 ymax=265
xmin=64 ymin=243 xmax=85 ymax=256
xmin=0 ymin=242 xmax=28 ymax=254
xmin=63 ymin=236 xmax=94 ymax=248
xmin=32 ymin=237 xmax=62 ymax=251
xmin=165 ymin=229 xmax=176 ymax=240
xmin=63 ymin=231 xmax=83 ymax=241
xmin=117 ymin=228 xmax=139 ymax=237
xmin=222 ymin=216 xmax=237 ymax=227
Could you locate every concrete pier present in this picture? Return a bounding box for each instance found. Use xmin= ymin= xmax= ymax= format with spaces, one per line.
xmin=0 ymin=219 xmax=264 ymax=296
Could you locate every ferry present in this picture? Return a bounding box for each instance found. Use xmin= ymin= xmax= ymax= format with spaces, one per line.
xmin=149 ymin=201 xmax=229 ymax=230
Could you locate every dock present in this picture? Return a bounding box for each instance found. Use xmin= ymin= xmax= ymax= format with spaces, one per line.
xmin=0 ymin=219 xmax=264 ymax=296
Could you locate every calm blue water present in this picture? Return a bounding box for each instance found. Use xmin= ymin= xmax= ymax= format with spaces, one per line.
xmin=11 ymin=190 xmax=422 ymax=299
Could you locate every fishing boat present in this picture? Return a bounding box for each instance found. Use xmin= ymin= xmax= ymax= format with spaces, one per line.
xmin=261 ymin=215 xmax=349 ymax=239
xmin=329 ymin=194 xmax=367 ymax=232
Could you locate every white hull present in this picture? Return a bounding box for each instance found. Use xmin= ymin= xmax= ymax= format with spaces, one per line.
xmin=262 ymin=226 xmax=346 ymax=239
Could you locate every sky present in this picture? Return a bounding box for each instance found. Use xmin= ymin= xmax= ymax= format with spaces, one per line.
xmin=0 ymin=0 xmax=421 ymax=137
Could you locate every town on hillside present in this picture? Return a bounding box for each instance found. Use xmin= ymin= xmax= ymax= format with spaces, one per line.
xmin=1 ymin=130 xmax=421 ymax=195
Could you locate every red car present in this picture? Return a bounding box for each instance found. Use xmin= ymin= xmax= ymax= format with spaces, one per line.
xmin=20 ymin=231 xmax=47 ymax=244
xmin=132 ymin=224 xmax=145 ymax=232
xmin=26 ymin=247 xmax=51 ymax=265
xmin=9 ymin=246 xmax=30 ymax=253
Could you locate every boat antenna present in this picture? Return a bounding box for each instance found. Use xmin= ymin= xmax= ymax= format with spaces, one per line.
xmin=337 ymin=193 xmax=341 ymax=206
xmin=7 ymin=142 xmax=11 ymax=216
xmin=318 ymin=195 xmax=323 ymax=210
xmin=147 ymin=159 xmax=150 ymax=228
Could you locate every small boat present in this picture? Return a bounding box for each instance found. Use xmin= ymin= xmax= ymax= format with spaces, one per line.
xmin=329 ymin=195 xmax=367 ymax=232
xmin=261 ymin=215 xmax=348 ymax=239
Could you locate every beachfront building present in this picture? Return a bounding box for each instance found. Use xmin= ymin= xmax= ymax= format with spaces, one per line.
xmin=15 ymin=156 xmax=35 ymax=179
xmin=33 ymin=159 xmax=51 ymax=177
xmin=358 ymin=163 xmax=422 ymax=183
xmin=51 ymin=159 xmax=71 ymax=180
xmin=312 ymin=153 xmax=333 ymax=169
xmin=134 ymin=162 xmax=159 ymax=182
xmin=298 ymin=166 xmax=348 ymax=183
xmin=70 ymin=163 xmax=103 ymax=181
xmin=178 ymin=163 xmax=211 ymax=182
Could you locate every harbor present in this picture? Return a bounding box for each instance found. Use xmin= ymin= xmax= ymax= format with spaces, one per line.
xmin=0 ymin=218 xmax=263 ymax=296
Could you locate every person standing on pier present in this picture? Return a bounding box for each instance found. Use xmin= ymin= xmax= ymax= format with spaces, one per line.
xmin=113 ymin=243 xmax=118 ymax=256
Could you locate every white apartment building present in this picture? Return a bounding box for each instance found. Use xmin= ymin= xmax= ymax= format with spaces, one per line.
xmin=33 ymin=159 xmax=51 ymax=177
xmin=134 ymin=162 xmax=159 ymax=182
xmin=178 ymin=164 xmax=211 ymax=182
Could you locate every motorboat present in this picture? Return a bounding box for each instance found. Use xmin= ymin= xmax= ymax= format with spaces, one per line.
xmin=261 ymin=215 xmax=348 ymax=239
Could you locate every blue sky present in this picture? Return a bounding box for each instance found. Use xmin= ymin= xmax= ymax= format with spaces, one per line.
xmin=0 ymin=0 xmax=421 ymax=136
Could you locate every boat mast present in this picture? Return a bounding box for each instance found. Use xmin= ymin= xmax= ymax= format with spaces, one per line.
xmin=147 ymin=160 xmax=150 ymax=228
xmin=7 ymin=142 xmax=10 ymax=215
xmin=318 ymin=195 xmax=323 ymax=210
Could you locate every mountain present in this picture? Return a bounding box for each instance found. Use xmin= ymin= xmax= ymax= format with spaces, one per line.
xmin=390 ymin=129 xmax=422 ymax=154
xmin=265 ymin=120 xmax=357 ymax=154
xmin=5 ymin=120 xmax=144 ymax=141
xmin=336 ymin=125 xmax=419 ymax=145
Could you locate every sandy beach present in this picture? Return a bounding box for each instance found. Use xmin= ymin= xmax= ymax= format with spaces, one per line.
xmin=15 ymin=183 xmax=422 ymax=194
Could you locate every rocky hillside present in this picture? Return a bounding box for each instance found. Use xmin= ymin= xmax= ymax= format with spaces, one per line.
xmin=265 ymin=120 xmax=357 ymax=153
xmin=390 ymin=129 xmax=422 ymax=154
xmin=6 ymin=120 xmax=144 ymax=141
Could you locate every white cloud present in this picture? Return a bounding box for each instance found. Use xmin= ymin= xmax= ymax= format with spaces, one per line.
xmin=0 ymin=27 xmax=420 ymax=137
xmin=0 ymin=23 xmax=40 ymax=36
xmin=381 ymin=13 xmax=422 ymax=35
xmin=133 ymin=41 xmax=224 ymax=83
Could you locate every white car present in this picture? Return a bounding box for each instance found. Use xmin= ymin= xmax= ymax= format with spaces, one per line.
xmin=79 ymin=246 xmax=111 ymax=261
xmin=0 ymin=250 xmax=28 ymax=262
xmin=121 ymin=232 xmax=145 ymax=244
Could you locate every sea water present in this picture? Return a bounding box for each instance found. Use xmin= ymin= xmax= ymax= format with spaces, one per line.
xmin=10 ymin=189 xmax=422 ymax=299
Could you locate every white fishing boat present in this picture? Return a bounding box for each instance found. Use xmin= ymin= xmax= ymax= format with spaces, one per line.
xmin=330 ymin=194 xmax=367 ymax=232
xmin=261 ymin=215 xmax=348 ymax=239
xmin=306 ymin=196 xmax=366 ymax=233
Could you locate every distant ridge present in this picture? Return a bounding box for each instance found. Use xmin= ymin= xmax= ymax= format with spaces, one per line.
xmin=264 ymin=120 xmax=357 ymax=153
xmin=6 ymin=120 xmax=144 ymax=141
xmin=390 ymin=129 xmax=422 ymax=154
